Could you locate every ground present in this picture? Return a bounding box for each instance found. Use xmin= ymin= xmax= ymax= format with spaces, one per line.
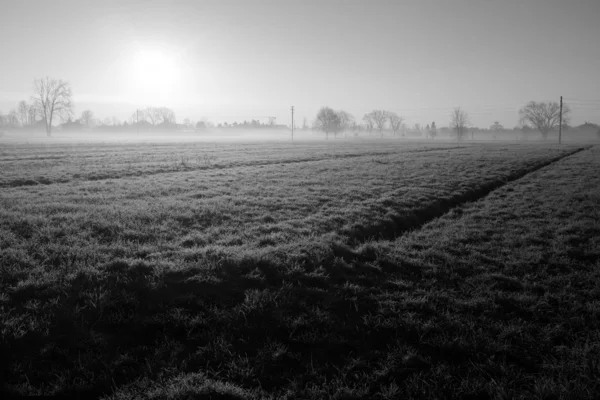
xmin=1 ymin=139 xmax=598 ymax=399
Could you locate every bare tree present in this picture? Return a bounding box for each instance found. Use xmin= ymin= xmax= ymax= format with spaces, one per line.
xmin=80 ymin=110 xmax=94 ymax=127
xmin=17 ymin=101 xmax=30 ymax=126
xmin=337 ymin=110 xmax=354 ymax=138
xmin=31 ymin=77 xmax=73 ymax=136
xmin=362 ymin=113 xmax=374 ymax=135
xmin=27 ymin=104 xmax=39 ymax=125
xmin=368 ymin=110 xmax=388 ymax=137
xmin=388 ymin=112 xmax=404 ymax=136
xmin=450 ymin=107 xmax=469 ymax=141
xmin=158 ymin=107 xmax=176 ymax=125
xmin=144 ymin=107 xmax=176 ymax=127
xmin=130 ymin=109 xmax=146 ymax=125
xmin=519 ymin=101 xmax=571 ymax=140
xmin=145 ymin=107 xmax=160 ymax=126
xmin=313 ymin=106 xmax=341 ymax=140
xmin=430 ymin=121 xmax=437 ymax=139
xmin=7 ymin=110 xmax=19 ymax=128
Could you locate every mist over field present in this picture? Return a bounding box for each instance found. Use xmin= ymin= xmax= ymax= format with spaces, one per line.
xmin=2 ymin=0 xmax=600 ymax=399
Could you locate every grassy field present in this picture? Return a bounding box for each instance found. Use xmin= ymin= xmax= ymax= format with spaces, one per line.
xmin=1 ymin=140 xmax=598 ymax=399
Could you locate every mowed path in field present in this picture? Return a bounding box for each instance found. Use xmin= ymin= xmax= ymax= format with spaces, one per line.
xmin=1 ymin=142 xmax=598 ymax=399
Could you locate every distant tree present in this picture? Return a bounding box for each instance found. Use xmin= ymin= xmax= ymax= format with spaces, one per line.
xmin=31 ymin=77 xmax=73 ymax=136
xmin=112 ymin=116 xmax=120 ymax=127
xmin=369 ymin=110 xmax=388 ymax=137
xmin=17 ymin=101 xmax=29 ymax=126
xmin=5 ymin=109 xmax=19 ymax=128
xmin=80 ymin=110 xmax=94 ymax=127
xmin=302 ymin=117 xmax=308 ymax=130
xmin=28 ymin=104 xmax=38 ymax=125
xmin=195 ymin=121 xmax=207 ymax=131
xmin=388 ymin=112 xmax=404 ymax=136
xmin=337 ymin=110 xmax=354 ymax=138
xmin=519 ymin=101 xmax=571 ymax=140
xmin=597 ymin=127 xmax=600 ymax=140
xmin=314 ymin=106 xmax=341 ymax=140
xmin=430 ymin=121 xmax=437 ymax=139
xmin=183 ymin=118 xmax=192 ymax=128
xmin=362 ymin=113 xmax=374 ymax=134
xmin=130 ymin=109 xmax=147 ymax=125
xmin=450 ymin=107 xmax=469 ymax=141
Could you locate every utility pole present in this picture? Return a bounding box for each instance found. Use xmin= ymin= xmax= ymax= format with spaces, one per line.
xmin=291 ymin=106 xmax=294 ymax=141
xmin=559 ymin=96 xmax=563 ymax=144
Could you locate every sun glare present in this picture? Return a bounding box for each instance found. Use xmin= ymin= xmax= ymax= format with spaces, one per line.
xmin=126 ymin=46 xmax=183 ymax=103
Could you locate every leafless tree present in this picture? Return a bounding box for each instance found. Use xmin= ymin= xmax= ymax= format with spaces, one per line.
xmin=368 ymin=110 xmax=388 ymax=137
xmin=337 ymin=110 xmax=354 ymax=138
xmin=430 ymin=121 xmax=437 ymax=139
xmin=388 ymin=112 xmax=404 ymax=136
xmin=17 ymin=101 xmax=29 ymax=126
xmin=450 ymin=107 xmax=469 ymax=141
xmin=144 ymin=107 xmax=176 ymax=127
xmin=27 ymin=104 xmax=39 ymax=125
xmin=6 ymin=110 xmax=19 ymax=128
xmin=362 ymin=113 xmax=374 ymax=134
xmin=518 ymin=101 xmax=571 ymax=140
xmin=31 ymin=77 xmax=73 ymax=136
xmin=158 ymin=107 xmax=176 ymax=125
xmin=80 ymin=110 xmax=94 ymax=127
xmin=130 ymin=109 xmax=147 ymax=125
xmin=314 ymin=106 xmax=341 ymax=140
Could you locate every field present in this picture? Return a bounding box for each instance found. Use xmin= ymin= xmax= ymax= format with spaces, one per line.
xmin=1 ymin=140 xmax=599 ymax=399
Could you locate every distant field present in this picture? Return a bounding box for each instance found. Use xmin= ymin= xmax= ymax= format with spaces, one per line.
xmin=1 ymin=141 xmax=598 ymax=399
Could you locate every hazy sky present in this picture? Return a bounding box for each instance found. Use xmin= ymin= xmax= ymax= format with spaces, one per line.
xmin=1 ymin=0 xmax=600 ymax=128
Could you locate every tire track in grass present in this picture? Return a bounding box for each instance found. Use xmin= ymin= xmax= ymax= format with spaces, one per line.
xmin=341 ymin=146 xmax=590 ymax=248
xmin=0 ymin=146 xmax=466 ymax=189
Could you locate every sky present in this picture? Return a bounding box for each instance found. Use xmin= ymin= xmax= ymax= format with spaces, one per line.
xmin=1 ymin=0 xmax=600 ymax=129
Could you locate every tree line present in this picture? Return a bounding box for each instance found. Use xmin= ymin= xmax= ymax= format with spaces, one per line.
xmin=312 ymin=101 xmax=581 ymax=141
xmin=0 ymin=76 xmax=593 ymax=140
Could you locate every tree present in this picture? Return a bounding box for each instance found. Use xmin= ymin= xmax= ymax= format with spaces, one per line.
xmin=362 ymin=113 xmax=374 ymax=134
xmin=314 ymin=106 xmax=341 ymax=140
xmin=369 ymin=110 xmax=387 ymax=137
xmin=80 ymin=110 xmax=94 ymax=127
xmin=518 ymin=101 xmax=571 ymax=140
xmin=130 ymin=109 xmax=146 ymax=125
xmin=337 ymin=110 xmax=354 ymax=138
xmin=145 ymin=107 xmax=176 ymax=127
xmin=388 ymin=112 xmax=404 ymax=136
xmin=430 ymin=121 xmax=437 ymax=139
xmin=5 ymin=110 xmax=19 ymax=128
xmin=17 ymin=101 xmax=30 ymax=126
xmin=31 ymin=77 xmax=73 ymax=136
xmin=28 ymin=104 xmax=38 ymax=125
xmin=450 ymin=107 xmax=469 ymax=141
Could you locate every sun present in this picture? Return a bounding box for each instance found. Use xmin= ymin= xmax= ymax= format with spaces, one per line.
xmin=126 ymin=46 xmax=183 ymax=103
